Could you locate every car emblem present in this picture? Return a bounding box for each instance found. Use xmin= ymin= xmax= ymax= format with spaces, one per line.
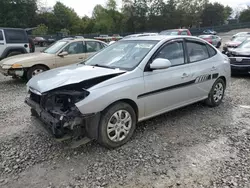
xmin=236 ymin=58 xmax=242 ymax=62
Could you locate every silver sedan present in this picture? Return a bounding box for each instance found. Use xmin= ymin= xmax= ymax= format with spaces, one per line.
xmin=25 ymin=36 xmax=231 ymax=148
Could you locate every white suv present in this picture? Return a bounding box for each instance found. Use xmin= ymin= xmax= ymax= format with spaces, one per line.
xmin=0 ymin=28 xmax=30 ymax=60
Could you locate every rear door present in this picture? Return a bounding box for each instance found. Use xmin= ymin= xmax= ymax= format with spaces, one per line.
xmin=0 ymin=30 xmax=6 ymax=57
xmin=55 ymin=41 xmax=86 ymax=67
xmin=184 ymin=39 xmax=219 ymax=99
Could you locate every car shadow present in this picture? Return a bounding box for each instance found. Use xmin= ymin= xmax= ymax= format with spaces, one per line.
xmin=0 ymin=77 xmax=27 ymax=85
xmin=231 ymin=74 xmax=250 ymax=79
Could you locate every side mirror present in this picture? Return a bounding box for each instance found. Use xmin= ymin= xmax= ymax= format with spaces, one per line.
xmin=58 ymin=51 xmax=68 ymax=57
xmin=150 ymin=58 xmax=172 ymax=70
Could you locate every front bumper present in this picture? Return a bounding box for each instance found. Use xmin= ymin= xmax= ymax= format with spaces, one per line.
xmin=0 ymin=66 xmax=8 ymax=76
xmin=231 ymin=64 xmax=250 ymax=75
xmin=230 ymin=57 xmax=250 ymax=75
xmin=25 ymin=97 xmax=62 ymax=137
xmin=0 ymin=67 xmax=24 ymax=77
xmin=25 ymin=96 xmax=101 ymax=141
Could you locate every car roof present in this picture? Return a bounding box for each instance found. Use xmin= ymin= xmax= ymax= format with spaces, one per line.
xmin=59 ymin=38 xmax=107 ymax=43
xmin=161 ymin=29 xmax=189 ymax=32
xmin=0 ymin=27 xmax=25 ymax=30
xmin=199 ymin=35 xmax=212 ymax=37
xmin=121 ymin=35 xmax=199 ymax=41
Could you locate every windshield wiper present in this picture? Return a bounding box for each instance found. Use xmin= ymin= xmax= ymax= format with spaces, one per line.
xmin=92 ymin=64 xmax=115 ymax=69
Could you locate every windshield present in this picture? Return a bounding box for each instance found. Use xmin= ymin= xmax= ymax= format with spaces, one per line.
xmin=238 ymin=40 xmax=250 ymax=49
xmin=159 ymin=30 xmax=179 ymax=35
xmin=232 ymin=37 xmax=247 ymax=42
xmin=42 ymin=41 xmax=68 ymax=54
xmin=83 ymin=40 xmax=158 ymax=70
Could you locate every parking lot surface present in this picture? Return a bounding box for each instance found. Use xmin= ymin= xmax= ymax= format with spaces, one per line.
xmin=1 ymin=32 xmax=250 ymax=188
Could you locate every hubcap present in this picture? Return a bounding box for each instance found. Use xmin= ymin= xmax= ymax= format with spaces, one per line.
xmin=32 ymin=69 xmax=44 ymax=77
xmin=107 ymin=110 xmax=132 ymax=142
xmin=213 ymin=82 xmax=224 ymax=103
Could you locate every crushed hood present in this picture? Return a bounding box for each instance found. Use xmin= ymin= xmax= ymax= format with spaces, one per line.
xmin=27 ymin=64 xmax=126 ymax=93
xmin=230 ymin=48 xmax=250 ymax=56
xmin=1 ymin=53 xmax=54 ymax=66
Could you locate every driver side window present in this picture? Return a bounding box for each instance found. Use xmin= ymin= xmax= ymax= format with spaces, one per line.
xmin=154 ymin=41 xmax=185 ymax=66
xmin=63 ymin=41 xmax=84 ymax=54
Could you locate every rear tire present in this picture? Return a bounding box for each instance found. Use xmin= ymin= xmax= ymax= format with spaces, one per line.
xmin=27 ymin=65 xmax=48 ymax=80
xmin=7 ymin=51 xmax=22 ymax=57
xmin=31 ymin=108 xmax=38 ymax=117
xmin=98 ymin=102 xmax=136 ymax=148
xmin=216 ymin=42 xmax=221 ymax=48
xmin=205 ymin=78 xmax=226 ymax=107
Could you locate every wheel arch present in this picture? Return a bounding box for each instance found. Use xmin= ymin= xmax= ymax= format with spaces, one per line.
xmin=218 ymin=76 xmax=226 ymax=87
xmin=103 ymin=98 xmax=139 ymax=122
xmin=29 ymin=64 xmax=50 ymax=70
xmin=84 ymin=98 xmax=139 ymax=141
xmin=2 ymin=47 xmax=28 ymax=58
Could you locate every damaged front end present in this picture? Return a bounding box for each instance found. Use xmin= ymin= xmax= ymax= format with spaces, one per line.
xmin=25 ymin=87 xmax=97 ymax=144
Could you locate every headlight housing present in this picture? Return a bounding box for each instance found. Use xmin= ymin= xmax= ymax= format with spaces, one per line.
xmin=11 ymin=64 xmax=22 ymax=69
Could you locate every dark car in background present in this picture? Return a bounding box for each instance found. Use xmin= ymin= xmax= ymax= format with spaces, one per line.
xmin=159 ymin=29 xmax=192 ymax=36
xmin=198 ymin=35 xmax=222 ymax=48
xmin=222 ymin=36 xmax=249 ymax=53
xmin=33 ymin=37 xmax=46 ymax=47
xmin=227 ymin=38 xmax=250 ymax=75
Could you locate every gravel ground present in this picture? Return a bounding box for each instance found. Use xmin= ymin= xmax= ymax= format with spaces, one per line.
xmin=1 ymin=33 xmax=250 ymax=188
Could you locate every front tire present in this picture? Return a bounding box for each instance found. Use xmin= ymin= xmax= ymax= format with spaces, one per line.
xmin=27 ymin=65 xmax=48 ymax=80
xmin=205 ymin=78 xmax=226 ymax=107
xmin=98 ymin=102 xmax=136 ymax=148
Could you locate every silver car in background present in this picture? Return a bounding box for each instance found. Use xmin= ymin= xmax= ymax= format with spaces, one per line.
xmin=25 ymin=36 xmax=231 ymax=148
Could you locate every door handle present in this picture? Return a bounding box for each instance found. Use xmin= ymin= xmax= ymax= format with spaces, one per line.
xmin=181 ymin=73 xmax=189 ymax=78
xmin=211 ymin=66 xmax=217 ymax=71
xmin=79 ymin=57 xmax=84 ymax=59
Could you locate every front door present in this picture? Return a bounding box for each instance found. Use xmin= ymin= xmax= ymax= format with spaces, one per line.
xmin=55 ymin=41 xmax=86 ymax=67
xmin=142 ymin=39 xmax=193 ymax=117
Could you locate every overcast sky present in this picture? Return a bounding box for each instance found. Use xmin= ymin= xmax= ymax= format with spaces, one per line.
xmin=42 ymin=0 xmax=250 ymax=17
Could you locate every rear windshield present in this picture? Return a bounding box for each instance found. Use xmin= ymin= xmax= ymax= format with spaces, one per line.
xmin=4 ymin=29 xmax=28 ymax=43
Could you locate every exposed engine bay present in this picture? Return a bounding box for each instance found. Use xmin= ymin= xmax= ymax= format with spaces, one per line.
xmin=25 ymin=73 xmax=125 ymax=147
xmin=27 ymin=88 xmax=90 ymax=140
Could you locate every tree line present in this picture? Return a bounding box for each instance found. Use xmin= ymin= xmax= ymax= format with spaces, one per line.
xmin=1 ymin=0 xmax=249 ymax=35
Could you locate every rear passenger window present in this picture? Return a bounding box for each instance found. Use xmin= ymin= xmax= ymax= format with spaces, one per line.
xmin=86 ymin=41 xmax=102 ymax=52
xmin=207 ymin=44 xmax=217 ymax=57
xmin=4 ymin=29 xmax=28 ymax=43
xmin=155 ymin=41 xmax=185 ymax=66
xmin=100 ymin=42 xmax=107 ymax=49
xmin=186 ymin=41 xmax=209 ymax=62
xmin=0 ymin=31 xmax=3 ymax=40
